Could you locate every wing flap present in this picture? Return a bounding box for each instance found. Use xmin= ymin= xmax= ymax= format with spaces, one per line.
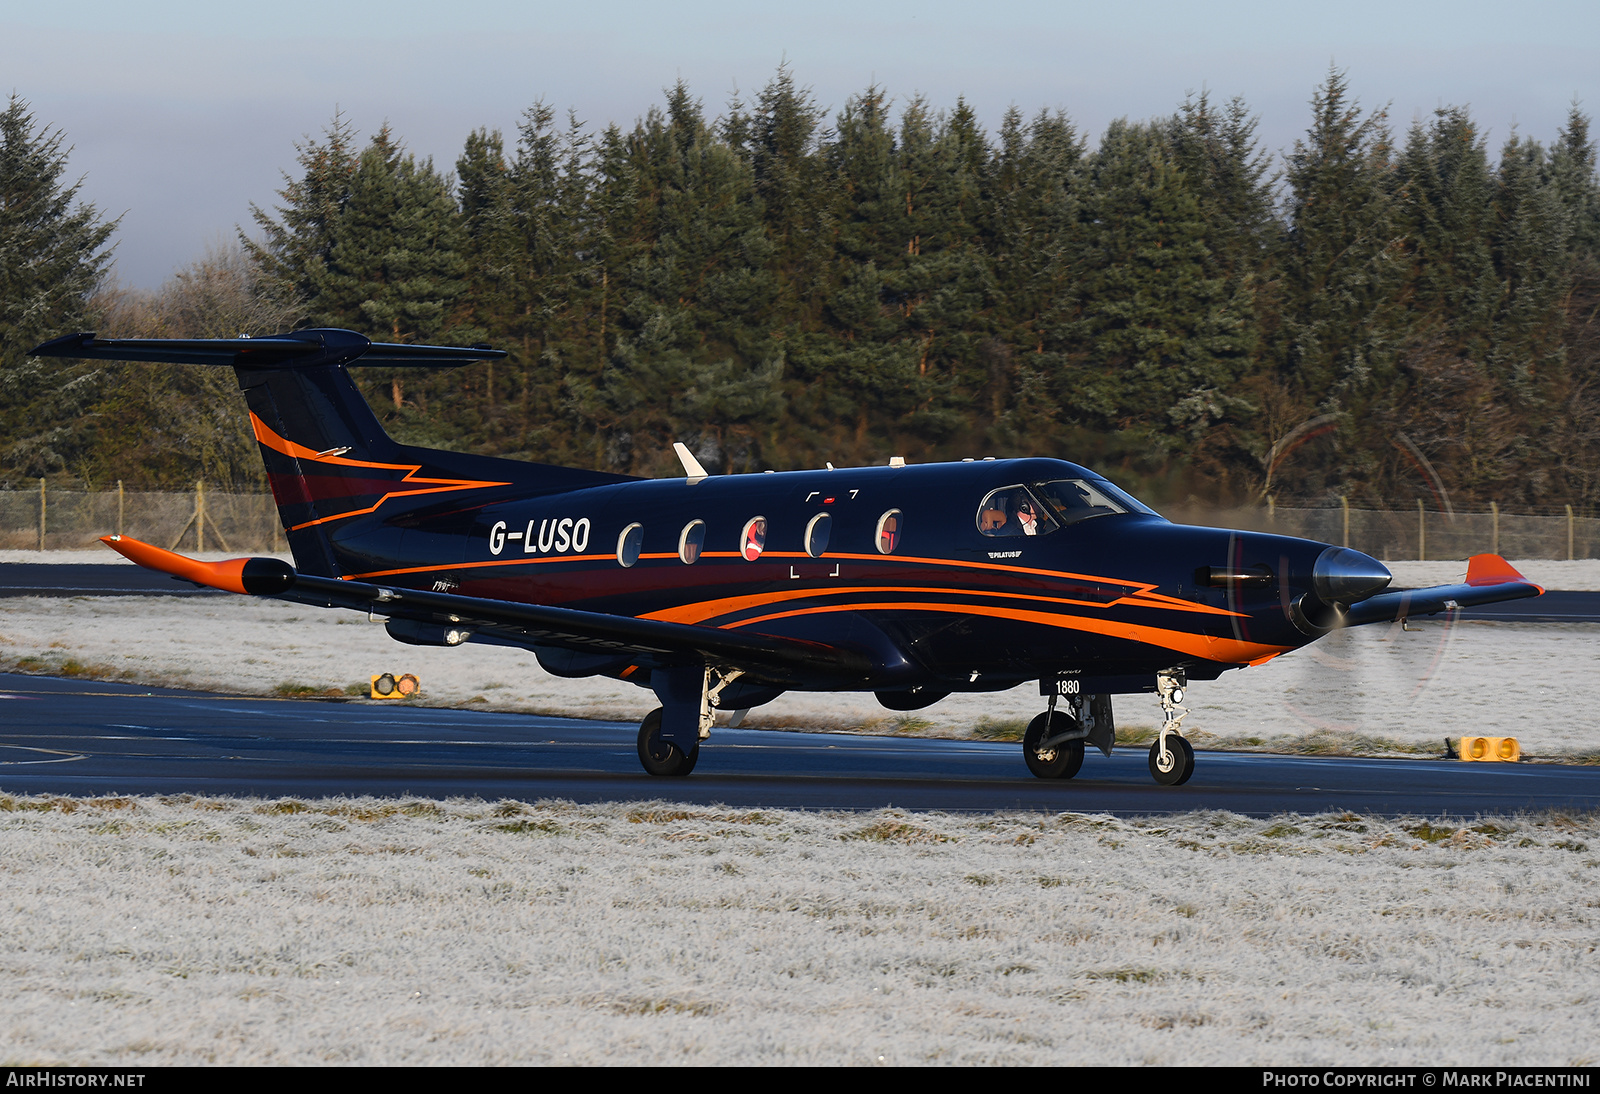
xmin=101 ymin=536 xmax=871 ymax=678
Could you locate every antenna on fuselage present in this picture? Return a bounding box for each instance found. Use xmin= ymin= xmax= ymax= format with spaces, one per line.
xmin=673 ymin=442 xmax=709 ymax=485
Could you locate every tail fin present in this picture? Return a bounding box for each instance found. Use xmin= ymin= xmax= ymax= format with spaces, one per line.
xmin=237 ymin=359 xmax=517 ymax=576
xmin=31 ymin=328 xmax=632 ymax=577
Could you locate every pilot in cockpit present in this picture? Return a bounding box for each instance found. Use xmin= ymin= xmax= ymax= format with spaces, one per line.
xmin=1015 ymin=497 xmax=1039 ymax=535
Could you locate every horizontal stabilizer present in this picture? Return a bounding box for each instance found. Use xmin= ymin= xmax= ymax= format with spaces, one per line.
xmin=1344 ymin=554 xmax=1543 ymax=626
xmin=30 ymin=328 xmax=506 ymax=369
xmin=101 ymin=535 xmax=873 ymax=681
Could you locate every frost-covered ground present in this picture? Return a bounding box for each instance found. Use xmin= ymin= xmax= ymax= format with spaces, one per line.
xmin=0 ymin=555 xmax=1594 ymax=758
xmin=1 ymin=556 xmax=1596 ymax=1065
xmin=0 ymin=795 xmax=1595 ymax=1066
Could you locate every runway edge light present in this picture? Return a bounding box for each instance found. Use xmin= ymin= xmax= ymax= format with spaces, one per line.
xmin=1456 ymin=735 xmax=1520 ymax=762
xmin=371 ymin=673 xmax=420 ymax=700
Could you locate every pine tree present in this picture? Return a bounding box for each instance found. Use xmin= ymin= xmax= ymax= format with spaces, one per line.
xmin=987 ymin=108 xmax=1086 ymax=450
xmin=1490 ymin=134 xmax=1569 ymax=376
xmin=242 ymin=112 xmax=358 ymax=321
xmin=311 ymin=128 xmax=470 ymax=427
xmin=0 ymin=94 xmax=118 ymax=480
xmin=1395 ymin=107 xmax=1498 ymax=354
xmin=1549 ymin=104 xmax=1600 ymax=268
xmin=584 ymin=84 xmax=782 ymax=473
xmin=318 ymin=129 xmax=469 ymax=344
xmin=1066 ymin=120 xmax=1248 ymax=463
xmin=1276 ymin=69 xmax=1407 ymax=500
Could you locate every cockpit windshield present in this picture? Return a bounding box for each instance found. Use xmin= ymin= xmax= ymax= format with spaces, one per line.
xmin=977 ymin=478 xmax=1151 ymax=537
xmin=1030 ymin=479 xmax=1142 ymax=525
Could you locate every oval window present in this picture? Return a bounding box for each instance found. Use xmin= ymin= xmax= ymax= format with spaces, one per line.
xmin=875 ymin=509 xmax=902 ymax=555
xmin=679 ymin=520 xmax=706 ymax=564
xmin=805 ymin=513 xmax=831 ymax=558
xmin=741 ymin=517 xmax=767 ymax=561
xmin=617 ymin=523 xmax=643 ymax=567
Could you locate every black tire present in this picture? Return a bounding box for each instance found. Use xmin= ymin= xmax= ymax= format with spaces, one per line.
xmin=637 ymin=708 xmax=699 ymax=776
xmin=1148 ymin=736 xmax=1195 ymax=786
xmin=1023 ymin=712 xmax=1086 ymax=779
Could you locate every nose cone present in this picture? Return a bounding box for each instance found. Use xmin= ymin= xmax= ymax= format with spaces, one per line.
xmin=1313 ymin=546 xmax=1392 ymax=604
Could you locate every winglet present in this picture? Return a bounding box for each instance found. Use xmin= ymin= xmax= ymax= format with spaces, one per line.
xmin=100 ymin=535 xmax=296 ymax=595
xmin=1465 ymin=554 xmax=1541 ymax=591
xmin=672 ymin=442 xmax=709 ymax=485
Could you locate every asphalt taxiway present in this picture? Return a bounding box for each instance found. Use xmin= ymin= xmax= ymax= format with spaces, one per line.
xmin=1 ymin=673 xmax=1595 ymax=816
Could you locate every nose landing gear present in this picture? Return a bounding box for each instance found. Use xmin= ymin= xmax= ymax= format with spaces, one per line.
xmin=1148 ymin=670 xmax=1195 ymax=786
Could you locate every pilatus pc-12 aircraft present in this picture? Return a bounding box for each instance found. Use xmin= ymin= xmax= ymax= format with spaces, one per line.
xmin=32 ymin=328 xmax=1544 ymax=786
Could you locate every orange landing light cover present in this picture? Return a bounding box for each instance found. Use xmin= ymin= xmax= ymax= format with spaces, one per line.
xmin=99 ymin=534 xmax=251 ymax=595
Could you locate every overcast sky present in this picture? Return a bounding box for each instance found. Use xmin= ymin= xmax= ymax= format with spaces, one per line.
xmin=5 ymin=0 xmax=1597 ymax=290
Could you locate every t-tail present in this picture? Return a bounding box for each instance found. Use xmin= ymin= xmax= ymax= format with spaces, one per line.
xmin=29 ymin=328 xmax=633 ymax=576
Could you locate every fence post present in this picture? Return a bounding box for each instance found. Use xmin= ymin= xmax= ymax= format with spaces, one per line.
xmin=1491 ymin=501 xmax=1499 ymax=556
xmin=37 ymin=478 xmax=45 ymax=552
xmin=1341 ymin=495 xmax=1349 ymax=548
xmin=196 ymin=480 xmax=204 ymax=553
xmin=1417 ymin=498 xmax=1425 ymax=561
xmin=117 ymin=479 xmax=124 ymax=537
xmin=1568 ymin=504 xmax=1575 ymax=561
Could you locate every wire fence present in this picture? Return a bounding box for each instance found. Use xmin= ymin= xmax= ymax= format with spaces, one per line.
xmin=1162 ymin=501 xmax=1595 ymax=561
xmin=1 ymin=484 xmax=1594 ymax=560
xmin=0 ymin=483 xmax=283 ymax=553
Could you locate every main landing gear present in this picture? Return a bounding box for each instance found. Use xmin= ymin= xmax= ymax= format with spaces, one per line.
xmin=635 ymin=666 xmax=748 ymax=777
xmin=1024 ymin=669 xmax=1195 ymax=786
xmin=1023 ymin=683 xmax=1109 ymax=780
xmin=637 ymin=708 xmax=698 ymax=777
xmin=1023 ymin=711 xmax=1086 ymax=779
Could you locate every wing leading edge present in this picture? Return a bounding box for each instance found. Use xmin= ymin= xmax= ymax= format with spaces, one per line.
xmin=100 ymin=535 xmax=872 ymax=682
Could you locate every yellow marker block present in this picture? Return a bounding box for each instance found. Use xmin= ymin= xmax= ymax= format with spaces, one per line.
xmin=371 ymin=672 xmax=421 ymax=700
xmin=1458 ymin=736 xmax=1520 ymax=762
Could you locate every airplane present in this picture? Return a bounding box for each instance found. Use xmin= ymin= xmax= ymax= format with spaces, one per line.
xmin=31 ymin=327 xmax=1545 ymax=786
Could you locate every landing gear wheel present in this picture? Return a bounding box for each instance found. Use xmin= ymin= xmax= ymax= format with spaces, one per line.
xmin=1023 ymin=712 xmax=1085 ymax=779
xmin=1148 ymin=736 xmax=1195 ymax=786
xmin=637 ymin=708 xmax=699 ymax=777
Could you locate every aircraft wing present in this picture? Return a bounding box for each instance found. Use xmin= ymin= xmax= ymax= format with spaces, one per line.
xmin=100 ymin=535 xmax=872 ymax=679
xmin=1344 ymin=554 xmax=1544 ymax=626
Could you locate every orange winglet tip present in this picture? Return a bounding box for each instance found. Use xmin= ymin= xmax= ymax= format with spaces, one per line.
xmin=1465 ymin=553 xmax=1542 ymax=592
xmin=100 ymin=534 xmax=254 ymax=595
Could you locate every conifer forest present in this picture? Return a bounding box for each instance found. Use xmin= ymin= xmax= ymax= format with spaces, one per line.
xmin=3 ymin=69 xmax=1599 ymax=513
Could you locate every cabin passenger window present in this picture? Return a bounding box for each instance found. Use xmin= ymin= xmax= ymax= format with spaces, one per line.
xmin=617 ymin=523 xmax=643 ymax=567
xmin=805 ymin=513 xmax=831 ymax=558
xmin=976 ymin=486 xmax=1062 ymax=538
xmin=741 ymin=517 xmax=767 ymax=561
xmin=679 ymin=520 xmax=706 ymax=564
xmin=875 ymin=510 xmax=902 ymax=554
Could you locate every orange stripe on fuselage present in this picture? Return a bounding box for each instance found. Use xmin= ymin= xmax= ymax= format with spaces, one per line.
xmin=638 ymin=584 xmax=1243 ymax=624
xmin=344 ymin=549 xmax=1243 ymax=618
xmin=727 ymin=600 xmax=1289 ymax=665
